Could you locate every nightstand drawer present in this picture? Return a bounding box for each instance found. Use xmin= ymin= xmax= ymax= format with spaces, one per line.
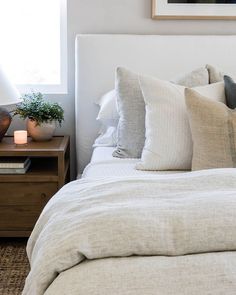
xmin=0 ymin=182 xmax=58 ymax=231
xmin=0 ymin=182 xmax=57 ymax=205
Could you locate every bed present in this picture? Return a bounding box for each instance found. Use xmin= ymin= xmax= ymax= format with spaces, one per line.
xmin=22 ymin=35 xmax=236 ymax=295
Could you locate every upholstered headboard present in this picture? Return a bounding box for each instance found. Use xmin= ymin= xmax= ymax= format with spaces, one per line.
xmin=75 ymin=34 xmax=236 ymax=173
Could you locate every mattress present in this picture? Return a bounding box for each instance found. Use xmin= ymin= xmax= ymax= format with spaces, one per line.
xmin=82 ymin=147 xmax=186 ymax=178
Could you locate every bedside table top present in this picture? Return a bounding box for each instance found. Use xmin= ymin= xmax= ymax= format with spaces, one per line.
xmin=0 ymin=136 xmax=69 ymax=156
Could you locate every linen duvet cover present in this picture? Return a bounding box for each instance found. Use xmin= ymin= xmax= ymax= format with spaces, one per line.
xmin=23 ymin=168 xmax=236 ymax=295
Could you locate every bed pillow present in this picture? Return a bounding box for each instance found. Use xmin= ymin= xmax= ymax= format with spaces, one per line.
xmin=185 ymin=88 xmax=236 ymax=171
xmin=224 ymin=75 xmax=236 ymax=109
xmin=94 ymin=90 xmax=119 ymax=147
xmin=136 ymin=77 xmax=225 ymax=171
xmin=96 ymin=89 xmax=119 ymax=123
xmin=113 ymin=67 xmax=210 ymax=159
xmin=93 ymin=126 xmax=117 ymax=147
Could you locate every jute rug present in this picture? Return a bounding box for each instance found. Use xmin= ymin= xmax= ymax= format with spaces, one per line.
xmin=0 ymin=238 xmax=29 ymax=295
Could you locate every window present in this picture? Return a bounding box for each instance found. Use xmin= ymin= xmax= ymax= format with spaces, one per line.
xmin=0 ymin=0 xmax=67 ymax=94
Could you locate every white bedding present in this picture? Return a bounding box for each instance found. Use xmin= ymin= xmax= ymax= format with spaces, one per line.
xmin=23 ymin=168 xmax=236 ymax=295
xmin=82 ymin=147 xmax=186 ymax=178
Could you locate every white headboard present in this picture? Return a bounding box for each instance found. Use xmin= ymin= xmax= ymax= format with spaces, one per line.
xmin=75 ymin=34 xmax=236 ymax=173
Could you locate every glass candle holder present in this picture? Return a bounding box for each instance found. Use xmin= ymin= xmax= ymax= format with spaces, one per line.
xmin=14 ymin=130 xmax=28 ymax=145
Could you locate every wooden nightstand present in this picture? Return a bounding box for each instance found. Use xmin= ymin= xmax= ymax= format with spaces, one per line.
xmin=0 ymin=136 xmax=70 ymax=237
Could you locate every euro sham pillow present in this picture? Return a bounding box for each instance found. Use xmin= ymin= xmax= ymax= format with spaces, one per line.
xmin=113 ymin=67 xmax=209 ymax=159
xmin=224 ymin=75 xmax=236 ymax=109
xmin=171 ymin=66 xmax=209 ymax=88
xmin=136 ymin=77 xmax=225 ymax=171
xmin=185 ymin=88 xmax=236 ymax=171
xmin=206 ymin=64 xmax=224 ymax=84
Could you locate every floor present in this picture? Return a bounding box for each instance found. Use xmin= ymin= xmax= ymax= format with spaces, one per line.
xmin=0 ymin=238 xmax=29 ymax=295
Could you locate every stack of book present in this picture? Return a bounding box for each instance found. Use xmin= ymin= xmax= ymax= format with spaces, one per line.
xmin=0 ymin=157 xmax=31 ymax=174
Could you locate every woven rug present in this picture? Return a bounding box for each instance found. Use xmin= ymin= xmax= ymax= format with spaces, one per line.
xmin=0 ymin=238 xmax=29 ymax=295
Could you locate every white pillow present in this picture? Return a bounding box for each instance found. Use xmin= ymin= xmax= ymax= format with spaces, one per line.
xmin=136 ymin=77 xmax=225 ymax=171
xmin=94 ymin=90 xmax=119 ymax=147
xmin=96 ymin=89 xmax=119 ymax=123
xmin=93 ymin=126 xmax=117 ymax=148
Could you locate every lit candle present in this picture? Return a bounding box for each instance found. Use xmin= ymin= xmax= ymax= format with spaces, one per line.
xmin=14 ymin=130 xmax=28 ymax=145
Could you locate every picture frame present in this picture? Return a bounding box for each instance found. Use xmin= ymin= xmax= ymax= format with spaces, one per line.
xmin=152 ymin=0 xmax=236 ymax=20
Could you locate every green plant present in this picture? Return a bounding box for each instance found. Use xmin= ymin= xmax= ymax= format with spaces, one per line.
xmin=13 ymin=92 xmax=64 ymax=126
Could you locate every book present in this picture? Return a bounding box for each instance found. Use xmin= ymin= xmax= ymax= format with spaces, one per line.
xmin=0 ymin=157 xmax=30 ymax=169
xmin=0 ymin=160 xmax=31 ymax=174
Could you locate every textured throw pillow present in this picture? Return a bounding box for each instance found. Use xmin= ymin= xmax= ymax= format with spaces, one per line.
xmin=113 ymin=67 xmax=145 ymax=158
xmin=185 ymin=88 xmax=236 ymax=171
xmin=224 ymin=75 xmax=236 ymax=109
xmin=136 ymin=76 xmax=225 ymax=171
xmin=113 ymin=67 xmax=210 ymax=159
xmin=171 ymin=66 xmax=209 ymax=88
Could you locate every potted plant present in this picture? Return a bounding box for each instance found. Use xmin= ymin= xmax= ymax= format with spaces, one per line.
xmin=13 ymin=92 xmax=64 ymax=141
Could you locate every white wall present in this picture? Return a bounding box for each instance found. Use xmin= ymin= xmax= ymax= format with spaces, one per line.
xmin=10 ymin=0 xmax=236 ymax=178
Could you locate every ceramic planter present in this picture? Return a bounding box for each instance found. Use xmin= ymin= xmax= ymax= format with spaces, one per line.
xmin=27 ymin=119 xmax=56 ymax=141
xmin=0 ymin=107 xmax=12 ymax=142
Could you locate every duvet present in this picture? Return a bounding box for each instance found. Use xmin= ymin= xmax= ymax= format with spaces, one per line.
xmin=23 ymin=169 xmax=236 ymax=295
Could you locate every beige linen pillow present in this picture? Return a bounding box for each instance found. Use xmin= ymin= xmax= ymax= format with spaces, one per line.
xmin=185 ymin=88 xmax=236 ymax=171
xmin=136 ymin=76 xmax=225 ymax=171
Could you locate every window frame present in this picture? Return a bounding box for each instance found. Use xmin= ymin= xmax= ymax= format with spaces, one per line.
xmin=15 ymin=0 xmax=68 ymax=94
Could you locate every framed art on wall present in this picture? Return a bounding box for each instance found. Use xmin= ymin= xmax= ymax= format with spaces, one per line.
xmin=152 ymin=0 xmax=236 ymax=20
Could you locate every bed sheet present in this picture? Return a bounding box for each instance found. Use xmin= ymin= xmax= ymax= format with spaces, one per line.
xmin=81 ymin=147 xmax=186 ymax=178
